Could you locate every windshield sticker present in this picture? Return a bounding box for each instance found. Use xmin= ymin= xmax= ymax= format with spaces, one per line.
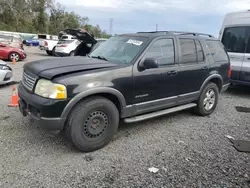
xmin=127 ymin=39 xmax=143 ymax=46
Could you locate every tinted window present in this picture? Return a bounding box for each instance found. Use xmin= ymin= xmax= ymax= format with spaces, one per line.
xmin=206 ymin=40 xmax=229 ymax=62
xmin=145 ymin=39 xmax=175 ymax=66
xmin=195 ymin=40 xmax=204 ymax=62
xmin=221 ymin=27 xmax=247 ymax=53
xmin=179 ymin=39 xmax=197 ymax=63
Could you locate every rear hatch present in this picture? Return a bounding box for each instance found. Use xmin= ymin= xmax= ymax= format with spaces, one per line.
xmin=62 ymin=29 xmax=97 ymax=44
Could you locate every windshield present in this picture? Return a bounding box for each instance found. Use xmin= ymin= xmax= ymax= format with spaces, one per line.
xmin=89 ymin=36 xmax=148 ymax=64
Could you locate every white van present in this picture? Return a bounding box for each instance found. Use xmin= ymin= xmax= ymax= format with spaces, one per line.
xmin=219 ymin=10 xmax=250 ymax=86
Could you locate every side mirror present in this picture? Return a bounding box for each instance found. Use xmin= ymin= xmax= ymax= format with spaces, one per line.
xmin=139 ymin=58 xmax=158 ymax=70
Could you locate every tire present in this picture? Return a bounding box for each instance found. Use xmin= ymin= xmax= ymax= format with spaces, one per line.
xmin=52 ymin=47 xmax=56 ymax=56
xmin=8 ymin=52 xmax=20 ymax=62
xmin=69 ymin=51 xmax=75 ymax=56
xmin=195 ymin=82 xmax=219 ymax=116
xmin=46 ymin=50 xmax=52 ymax=56
xmin=65 ymin=96 xmax=119 ymax=152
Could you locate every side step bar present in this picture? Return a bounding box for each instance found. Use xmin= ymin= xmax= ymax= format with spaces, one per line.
xmin=124 ymin=103 xmax=197 ymax=123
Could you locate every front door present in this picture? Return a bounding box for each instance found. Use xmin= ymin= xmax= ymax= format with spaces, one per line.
xmin=0 ymin=45 xmax=5 ymax=59
xmin=132 ymin=37 xmax=180 ymax=115
xmin=221 ymin=26 xmax=248 ymax=81
xmin=240 ymin=27 xmax=250 ymax=83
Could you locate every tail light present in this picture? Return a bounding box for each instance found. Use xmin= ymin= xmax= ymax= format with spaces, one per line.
xmin=45 ymin=41 xmax=48 ymax=46
xmin=228 ymin=64 xmax=232 ymax=77
xmin=60 ymin=44 xmax=68 ymax=47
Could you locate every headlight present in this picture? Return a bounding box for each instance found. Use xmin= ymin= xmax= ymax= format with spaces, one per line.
xmin=0 ymin=65 xmax=11 ymax=70
xmin=34 ymin=79 xmax=67 ymax=99
xmin=18 ymin=49 xmax=25 ymax=53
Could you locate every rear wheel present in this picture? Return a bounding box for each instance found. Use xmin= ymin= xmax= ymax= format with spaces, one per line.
xmin=52 ymin=47 xmax=56 ymax=56
xmin=8 ymin=52 xmax=20 ymax=62
xmin=69 ymin=51 xmax=75 ymax=56
xmin=65 ymin=96 xmax=119 ymax=152
xmin=195 ymin=82 xmax=219 ymax=116
xmin=46 ymin=50 xmax=52 ymax=56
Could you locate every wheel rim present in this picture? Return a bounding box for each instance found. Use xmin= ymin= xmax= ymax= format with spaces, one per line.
xmin=70 ymin=52 xmax=74 ymax=56
xmin=203 ymin=89 xmax=216 ymax=111
xmin=11 ymin=53 xmax=19 ymax=61
xmin=83 ymin=111 xmax=109 ymax=138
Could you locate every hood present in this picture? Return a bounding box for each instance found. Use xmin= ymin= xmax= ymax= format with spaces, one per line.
xmin=23 ymin=57 xmax=118 ymax=79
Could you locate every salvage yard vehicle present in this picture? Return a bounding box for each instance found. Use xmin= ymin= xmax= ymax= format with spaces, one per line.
xmin=219 ymin=9 xmax=250 ymax=86
xmin=0 ymin=59 xmax=13 ymax=85
xmin=0 ymin=43 xmax=26 ymax=61
xmin=55 ymin=39 xmax=81 ymax=57
xmin=18 ymin=30 xmax=231 ymax=152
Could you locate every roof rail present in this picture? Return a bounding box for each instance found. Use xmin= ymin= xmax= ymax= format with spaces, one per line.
xmin=136 ymin=31 xmax=214 ymax=38
xmin=166 ymin=31 xmax=214 ymax=38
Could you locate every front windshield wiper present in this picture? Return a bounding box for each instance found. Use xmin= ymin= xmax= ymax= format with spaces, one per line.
xmin=90 ymin=55 xmax=108 ymax=61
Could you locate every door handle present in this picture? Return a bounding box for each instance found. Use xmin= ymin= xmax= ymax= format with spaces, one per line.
xmin=201 ymin=66 xmax=209 ymax=70
xmin=247 ymin=58 xmax=250 ymax=60
xmin=167 ymin=70 xmax=178 ymax=76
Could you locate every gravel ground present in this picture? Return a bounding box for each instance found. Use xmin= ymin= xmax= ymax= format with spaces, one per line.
xmin=0 ymin=47 xmax=249 ymax=188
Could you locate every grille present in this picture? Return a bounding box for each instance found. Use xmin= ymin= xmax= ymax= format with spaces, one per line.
xmin=22 ymin=70 xmax=37 ymax=92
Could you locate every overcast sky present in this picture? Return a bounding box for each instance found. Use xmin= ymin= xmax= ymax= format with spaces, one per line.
xmin=58 ymin=0 xmax=250 ymax=37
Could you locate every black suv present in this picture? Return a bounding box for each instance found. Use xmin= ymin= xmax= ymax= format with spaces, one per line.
xmin=18 ymin=29 xmax=231 ymax=152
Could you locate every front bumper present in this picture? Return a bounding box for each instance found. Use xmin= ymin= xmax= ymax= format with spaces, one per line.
xmin=0 ymin=70 xmax=13 ymax=85
xmin=18 ymin=82 xmax=70 ymax=131
xmin=55 ymin=52 xmax=69 ymax=57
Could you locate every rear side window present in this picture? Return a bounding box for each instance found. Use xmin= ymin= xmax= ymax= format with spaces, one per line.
xmin=206 ymin=40 xmax=229 ymax=62
xmin=179 ymin=39 xmax=204 ymax=64
xmin=221 ymin=27 xmax=247 ymax=53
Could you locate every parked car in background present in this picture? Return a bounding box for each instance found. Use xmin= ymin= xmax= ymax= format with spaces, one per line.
xmin=90 ymin=38 xmax=108 ymax=52
xmin=25 ymin=36 xmax=39 ymax=46
xmin=0 ymin=43 xmax=26 ymax=61
xmin=219 ymin=9 xmax=250 ymax=86
xmin=39 ymin=35 xmax=73 ymax=56
xmin=55 ymin=39 xmax=81 ymax=56
xmin=0 ymin=59 xmax=13 ymax=85
xmin=0 ymin=35 xmax=24 ymax=50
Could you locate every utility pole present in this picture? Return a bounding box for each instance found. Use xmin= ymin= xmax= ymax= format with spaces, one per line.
xmin=156 ymin=24 xmax=158 ymax=31
xmin=109 ymin=18 xmax=113 ymax=36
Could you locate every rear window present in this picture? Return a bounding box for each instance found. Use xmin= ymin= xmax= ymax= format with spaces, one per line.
xmin=221 ymin=26 xmax=247 ymax=53
xmin=206 ymin=40 xmax=229 ymax=62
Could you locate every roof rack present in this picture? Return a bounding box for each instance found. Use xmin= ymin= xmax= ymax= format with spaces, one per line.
xmin=136 ymin=31 xmax=214 ymax=38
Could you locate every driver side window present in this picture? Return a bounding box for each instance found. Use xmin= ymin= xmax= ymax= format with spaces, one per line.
xmin=144 ymin=38 xmax=175 ymax=66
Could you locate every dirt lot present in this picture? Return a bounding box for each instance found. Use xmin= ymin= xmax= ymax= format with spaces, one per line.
xmin=0 ymin=47 xmax=250 ymax=188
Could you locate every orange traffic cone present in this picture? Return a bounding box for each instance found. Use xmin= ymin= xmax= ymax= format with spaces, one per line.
xmin=12 ymin=58 xmax=16 ymax=65
xmin=8 ymin=85 xmax=19 ymax=107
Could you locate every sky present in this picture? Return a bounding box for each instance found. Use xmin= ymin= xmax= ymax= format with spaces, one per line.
xmin=58 ymin=0 xmax=250 ymax=37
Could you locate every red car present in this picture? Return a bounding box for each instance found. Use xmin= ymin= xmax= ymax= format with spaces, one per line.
xmin=0 ymin=43 xmax=26 ymax=61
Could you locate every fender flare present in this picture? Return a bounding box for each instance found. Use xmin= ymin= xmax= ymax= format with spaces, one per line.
xmin=199 ymin=74 xmax=223 ymax=93
xmin=60 ymin=87 xmax=126 ymax=120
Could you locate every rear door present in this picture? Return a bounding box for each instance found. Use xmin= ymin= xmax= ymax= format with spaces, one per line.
xmin=221 ymin=26 xmax=248 ymax=81
xmin=176 ymin=38 xmax=209 ymax=103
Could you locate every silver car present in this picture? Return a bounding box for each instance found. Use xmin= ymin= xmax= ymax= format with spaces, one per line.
xmin=0 ymin=60 xmax=13 ymax=85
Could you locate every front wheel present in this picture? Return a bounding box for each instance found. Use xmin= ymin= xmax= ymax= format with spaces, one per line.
xmin=8 ymin=52 xmax=20 ymax=62
xmin=65 ymin=97 xmax=119 ymax=152
xmin=195 ymin=82 xmax=219 ymax=116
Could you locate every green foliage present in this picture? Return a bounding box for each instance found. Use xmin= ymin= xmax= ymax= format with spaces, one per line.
xmin=0 ymin=0 xmax=112 ymax=38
